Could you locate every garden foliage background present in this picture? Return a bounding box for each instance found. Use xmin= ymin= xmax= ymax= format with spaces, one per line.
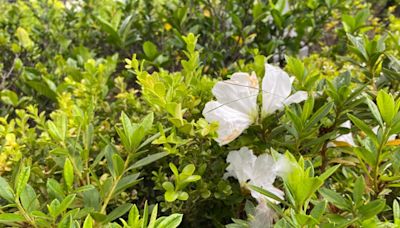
xmin=0 ymin=0 xmax=400 ymax=227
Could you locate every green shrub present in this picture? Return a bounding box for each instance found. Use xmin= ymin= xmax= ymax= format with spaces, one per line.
xmin=0 ymin=0 xmax=400 ymax=227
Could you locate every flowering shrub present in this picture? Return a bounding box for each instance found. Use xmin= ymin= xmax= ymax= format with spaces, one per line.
xmin=0 ymin=0 xmax=400 ymax=227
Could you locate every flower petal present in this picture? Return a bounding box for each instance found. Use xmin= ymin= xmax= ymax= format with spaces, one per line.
xmin=203 ymin=101 xmax=253 ymax=145
xmin=251 ymin=154 xmax=276 ymax=186
xmin=249 ymin=153 xmax=285 ymax=203
xmin=283 ymin=90 xmax=308 ymax=106
xmin=262 ymin=64 xmax=292 ymax=116
xmin=212 ymin=72 xmax=259 ymax=119
xmin=225 ymin=147 xmax=256 ymax=184
xmin=328 ymin=121 xmax=355 ymax=147
xmin=273 ymin=154 xmax=294 ymax=179
xmin=250 ymin=203 xmax=276 ymax=228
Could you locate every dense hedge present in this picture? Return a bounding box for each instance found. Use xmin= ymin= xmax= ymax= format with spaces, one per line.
xmin=0 ymin=0 xmax=400 ymax=227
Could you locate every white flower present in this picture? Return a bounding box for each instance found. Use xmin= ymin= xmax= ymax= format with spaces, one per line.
xmin=203 ymin=72 xmax=259 ymax=145
xmin=224 ymin=147 xmax=290 ymax=203
xmin=329 ymin=121 xmax=356 ymax=147
xmin=250 ymin=202 xmax=276 ymax=228
xmin=203 ymin=63 xmax=307 ymax=145
xmin=261 ymin=64 xmax=308 ymax=118
xmin=225 ymin=147 xmax=292 ymax=228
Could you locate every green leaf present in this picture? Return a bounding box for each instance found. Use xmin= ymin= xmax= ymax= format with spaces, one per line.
xmin=137 ymin=131 xmax=166 ymax=150
xmin=354 ymin=147 xmax=376 ymax=167
xmin=112 ymin=154 xmax=125 ymax=177
xmin=377 ymin=90 xmax=395 ymax=125
xmin=358 ymin=199 xmax=385 ymax=219
xmin=366 ymin=98 xmax=383 ymax=127
xmin=342 ymin=14 xmax=355 ymax=33
xmin=120 ymin=112 xmax=133 ymax=149
xmin=353 ymin=176 xmax=365 ymax=206
xmin=20 ymin=185 xmax=39 ymax=212
xmin=305 ymin=102 xmax=334 ymax=130
xmin=84 ymin=124 xmax=94 ymax=152
xmin=83 ymin=188 xmax=101 ymax=211
xmin=295 ymin=213 xmax=318 ymax=226
xmin=143 ymin=41 xmax=159 ymax=61
xmin=74 ymin=184 xmax=95 ymax=193
xmin=128 ymin=204 xmax=140 ymax=227
xmin=271 ymin=9 xmax=283 ymax=29
xmin=319 ymin=188 xmax=351 ymax=210
xmin=0 ymin=213 xmax=25 ymax=224
xmin=148 ymin=204 xmax=158 ymax=228
xmin=114 ymin=173 xmax=141 ymax=196
xmin=26 ymin=79 xmax=57 ymax=100
xmin=249 ymin=185 xmax=288 ymax=206
xmin=83 ymin=215 xmax=93 ymax=228
xmin=90 ymin=212 xmax=107 ymax=222
xmin=310 ymin=200 xmax=327 ymax=221
xmin=116 ymin=127 xmax=130 ymax=152
xmin=63 ymin=158 xmax=74 ymax=189
xmin=95 ymin=16 xmax=121 ymax=46
xmin=141 ymin=112 xmax=154 ymax=132
xmin=177 ymin=191 xmax=189 ymax=201
xmin=131 ymin=126 xmax=145 ymax=151
xmin=164 ymin=190 xmax=178 ymax=202
xmin=347 ymin=114 xmax=377 ymax=144
xmin=355 ymin=8 xmax=369 ymax=27
xmin=47 ymin=178 xmax=65 ymax=200
xmin=142 ymin=201 xmax=149 ymax=228
xmin=182 ymin=164 xmax=196 ymax=176
xmin=103 ymin=203 xmax=132 ymax=223
xmin=295 ymin=177 xmax=323 ymax=207
xmin=0 ymin=89 xmax=19 ymax=106
xmin=53 ymin=194 xmax=76 ymax=217
xmin=155 ymin=214 xmax=183 ymax=228
xmin=286 ymin=107 xmax=303 ymax=135
xmin=301 ymin=97 xmax=314 ymax=123
xmin=129 ymin=152 xmax=168 ymax=170
xmin=15 ymin=27 xmax=34 ymax=49
xmin=162 ymin=182 xmax=174 ymax=192
xmin=181 ymin=175 xmax=201 ymax=184
xmin=0 ymin=177 xmax=14 ymax=202
xmin=319 ymin=165 xmax=340 ymax=182
xmin=169 ymin=163 xmax=179 ymax=177
xmin=15 ymin=166 xmax=30 ymax=198
xmin=394 ymin=200 xmax=400 ymax=225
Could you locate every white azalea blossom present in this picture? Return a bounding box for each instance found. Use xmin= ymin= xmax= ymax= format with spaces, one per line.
xmin=250 ymin=202 xmax=276 ymax=228
xmin=225 ymin=147 xmax=290 ymax=202
xmin=261 ymin=64 xmax=308 ymax=117
xmin=225 ymin=147 xmax=292 ymax=227
xmin=203 ymin=63 xmax=307 ymax=145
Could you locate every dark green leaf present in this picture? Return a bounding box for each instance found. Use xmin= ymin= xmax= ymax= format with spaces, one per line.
xmin=103 ymin=203 xmax=132 ymax=223
xmin=305 ymin=102 xmax=334 ymax=130
xmin=358 ymin=199 xmax=385 ymax=219
xmin=319 ymin=188 xmax=351 ymax=210
xmin=129 ymin=152 xmax=168 ymax=170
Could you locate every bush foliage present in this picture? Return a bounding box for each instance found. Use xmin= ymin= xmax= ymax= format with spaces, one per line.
xmin=0 ymin=0 xmax=400 ymax=227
